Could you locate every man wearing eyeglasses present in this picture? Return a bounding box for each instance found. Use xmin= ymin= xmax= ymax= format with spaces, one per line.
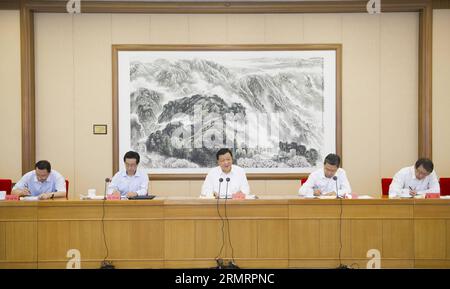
xmin=389 ymin=158 xmax=440 ymax=198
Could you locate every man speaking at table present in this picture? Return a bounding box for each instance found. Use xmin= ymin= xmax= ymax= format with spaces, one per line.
xmin=201 ymin=148 xmax=250 ymax=199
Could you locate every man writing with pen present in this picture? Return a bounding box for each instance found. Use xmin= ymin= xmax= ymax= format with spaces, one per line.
xmin=107 ymin=151 xmax=149 ymax=199
xmin=388 ymin=158 xmax=440 ymax=198
xmin=11 ymin=160 xmax=67 ymax=200
xmin=298 ymin=153 xmax=352 ymax=198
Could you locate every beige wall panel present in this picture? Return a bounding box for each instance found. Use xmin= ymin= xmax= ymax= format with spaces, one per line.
xmin=31 ymin=12 xmax=420 ymax=196
xmin=266 ymin=180 xmax=298 ymax=195
xmin=342 ymin=14 xmax=381 ymax=196
xmin=73 ymin=14 xmax=113 ymax=198
xmin=380 ymin=13 xmax=418 ymax=178
xmin=150 ymin=180 xmax=190 ymax=196
xmin=433 ymin=10 xmax=450 ymax=176
xmin=303 ymin=14 xmax=342 ymax=43
xmin=248 ymin=180 xmax=266 ymax=195
xmin=264 ymin=14 xmax=303 ymax=44
xmin=188 ymin=180 xmax=203 ymax=197
xmin=189 ymin=14 xmax=227 ymax=44
xmin=112 ymin=14 xmax=150 ymax=44
xmin=227 ymin=15 xmax=265 ymax=44
xmin=150 ymin=14 xmax=189 ymax=44
xmin=0 ymin=11 xmax=21 ymax=181
xmin=34 ymin=14 xmax=75 ymax=196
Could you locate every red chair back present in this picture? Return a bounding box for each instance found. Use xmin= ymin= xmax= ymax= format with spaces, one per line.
xmin=0 ymin=179 xmax=12 ymax=195
xmin=440 ymin=178 xmax=450 ymax=196
xmin=65 ymin=179 xmax=69 ymax=200
xmin=300 ymin=177 xmax=307 ymax=185
xmin=381 ymin=178 xmax=393 ymax=196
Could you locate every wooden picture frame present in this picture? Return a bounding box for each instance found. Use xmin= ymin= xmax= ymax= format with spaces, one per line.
xmin=112 ymin=44 xmax=342 ymax=179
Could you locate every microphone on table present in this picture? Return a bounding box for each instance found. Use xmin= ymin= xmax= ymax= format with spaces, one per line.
xmin=333 ymin=176 xmax=341 ymax=199
xmin=225 ymin=177 xmax=230 ymax=199
xmin=104 ymin=178 xmax=111 ymax=200
xmin=217 ymin=178 xmax=224 ymax=199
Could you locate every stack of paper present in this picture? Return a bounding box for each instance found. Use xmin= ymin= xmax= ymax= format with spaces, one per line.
xmin=318 ymin=195 xmax=337 ymax=199
xmin=357 ymin=195 xmax=374 ymax=199
xmin=20 ymin=196 xmax=39 ymax=201
xmin=80 ymin=195 xmax=105 ymax=200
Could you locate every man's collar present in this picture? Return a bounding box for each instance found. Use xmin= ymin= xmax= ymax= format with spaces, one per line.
xmin=121 ymin=170 xmax=141 ymax=177
xmin=33 ymin=172 xmax=50 ymax=183
xmin=320 ymin=169 xmax=335 ymax=179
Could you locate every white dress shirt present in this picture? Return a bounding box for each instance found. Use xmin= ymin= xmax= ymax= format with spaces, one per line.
xmin=389 ymin=166 xmax=440 ymax=198
xmin=13 ymin=170 xmax=66 ymax=196
xmin=298 ymin=168 xmax=351 ymax=198
xmin=107 ymin=170 xmax=149 ymax=196
xmin=201 ymin=165 xmax=250 ymax=198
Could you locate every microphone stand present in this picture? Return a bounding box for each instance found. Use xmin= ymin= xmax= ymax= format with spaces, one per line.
xmin=334 ymin=175 xmax=349 ymax=269
xmin=101 ymin=177 xmax=114 ymax=269
xmin=215 ymin=178 xmax=225 ymax=268
xmin=224 ymin=177 xmax=239 ymax=269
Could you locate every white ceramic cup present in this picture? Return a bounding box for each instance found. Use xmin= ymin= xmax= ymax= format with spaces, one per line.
xmin=88 ymin=189 xmax=96 ymax=197
xmin=0 ymin=191 xmax=6 ymax=200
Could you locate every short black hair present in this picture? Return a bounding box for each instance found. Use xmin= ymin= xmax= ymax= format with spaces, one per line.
xmin=324 ymin=153 xmax=341 ymax=167
xmin=123 ymin=151 xmax=140 ymax=164
xmin=415 ymin=158 xmax=434 ymax=173
xmin=216 ymin=148 xmax=233 ymax=160
xmin=35 ymin=160 xmax=51 ymax=173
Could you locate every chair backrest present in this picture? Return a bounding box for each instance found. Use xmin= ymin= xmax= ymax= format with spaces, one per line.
xmin=65 ymin=179 xmax=69 ymax=200
xmin=0 ymin=179 xmax=12 ymax=195
xmin=381 ymin=178 xmax=393 ymax=196
xmin=440 ymin=178 xmax=450 ymax=196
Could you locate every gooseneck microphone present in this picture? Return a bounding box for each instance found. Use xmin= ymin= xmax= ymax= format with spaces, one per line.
xmin=225 ymin=177 xmax=230 ymax=199
xmin=333 ymin=176 xmax=340 ymax=199
xmin=104 ymin=177 xmax=111 ymax=200
xmin=217 ymin=178 xmax=224 ymax=198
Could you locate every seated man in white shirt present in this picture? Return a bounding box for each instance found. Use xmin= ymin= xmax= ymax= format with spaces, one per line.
xmin=108 ymin=151 xmax=149 ymax=198
xmin=298 ymin=153 xmax=351 ymax=198
xmin=389 ymin=158 xmax=440 ymax=198
xmin=12 ymin=160 xmax=66 ymax=200
xmin=201 ymin=148 xmax=250 ymax=199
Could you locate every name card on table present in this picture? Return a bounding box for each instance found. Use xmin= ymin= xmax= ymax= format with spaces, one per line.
xmin=5 ymin=195 xmax=19 ymax=201
xmin=106 ymin=194 xmax=120 ymax=201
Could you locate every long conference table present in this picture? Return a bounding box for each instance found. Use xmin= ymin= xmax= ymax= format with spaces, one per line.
xmin=1 ymin=196 xmax=450 ymax=269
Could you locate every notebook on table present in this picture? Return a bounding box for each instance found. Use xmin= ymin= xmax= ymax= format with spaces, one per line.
xmin=127 ymin=195 xmax=156 ymax=200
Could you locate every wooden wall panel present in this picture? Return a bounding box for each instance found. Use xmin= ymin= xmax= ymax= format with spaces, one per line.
xmin=1 ymin=199 xmax=450 ymax=268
